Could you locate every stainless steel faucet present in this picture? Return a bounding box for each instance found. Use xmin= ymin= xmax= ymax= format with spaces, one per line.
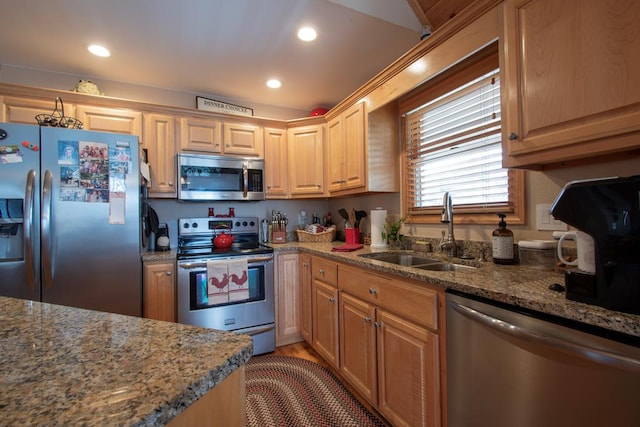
xmin=439 ymin=192 xmax=457 ymax=257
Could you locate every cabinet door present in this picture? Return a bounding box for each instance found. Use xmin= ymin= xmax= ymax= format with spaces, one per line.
xmin=223 ymin=122 xmax=263 ymax=157
xmin=342 ymin=103 xmax=365 ymax=189
xmin=143 ymin=261 xmax=176 ymax=322
xmin=327 ymin=116 xmax=345 ymax=192
xmin=287 ymin=124 xmax=325 ymax=197
xmin=501 ymin=0 xmax=640 ymax=168
xmin=275 ymin=252 xmax=302 ymax=346
xmin=376 ymin=309 xmax=440 ymax=427
xmin=143 ymin=113 xmax=177 ymax=197
xmin=339 ymin=292 xmax=377 ymax=405
xmin=2 ymin=96 xmax=76 ymax=125
xmin=328 ymin=103 xmax=365 ymax=193
xmin=76 ymin=105 xmax=142 ymax=135
xmin=264 ymin=127 xmax=289 ymax=198
xmin=299 ymin=253 xmax=313 ymax=343
xmin=180 ymin=116 xmax=223 ymax=153
xmin=312 ymin=280 xmax=339 ymax=369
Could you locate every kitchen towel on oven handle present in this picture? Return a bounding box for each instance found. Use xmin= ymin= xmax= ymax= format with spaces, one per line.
xmin=228 ymin=257 xmax=249 ymax=302
xmin=207 ymin=259 xmax=229 ymax=304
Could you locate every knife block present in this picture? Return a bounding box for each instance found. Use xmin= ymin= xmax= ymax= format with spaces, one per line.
xmin=272 ymin=231 xmax=286 ymax=243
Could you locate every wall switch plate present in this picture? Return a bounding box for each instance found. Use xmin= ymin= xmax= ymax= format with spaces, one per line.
xmin=536 ymin=203 xmax=568 ymax=231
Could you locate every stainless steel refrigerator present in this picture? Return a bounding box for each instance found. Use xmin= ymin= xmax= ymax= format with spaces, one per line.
xmin=0 ymin=122 xmax=141 ymax=316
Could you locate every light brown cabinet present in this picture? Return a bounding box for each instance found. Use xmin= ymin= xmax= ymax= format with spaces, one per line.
xmin=327 ymin=102 xmax=365 ymax=193
xmin=2 ymin=96 xmax=74 ymax=125
xmin=287 ymin=124 xmax=325 ymax=197
xmin=501 ymin=0 xmax=640 ymax=168
xmin=76 ymin=104 xmax=142 ymax=136
xmin=180 ymin=116 xmax=263 ymax=157
xmin=338 ymin=263 xmax=442 ymax=427
xmin=143 ymin=113 xmax=177 ymax=197
xmin=299 ymin=253 xmax=313 ymax=343
xmin=275 ymin=252 xmax=303 ymax=346
xmin=143 ymin=259 xmax=176 ymax=322
xmin=311 ymin=256 xmax=339 ymax=368
xmin=264 ymin=127 xmax=289 ymax=198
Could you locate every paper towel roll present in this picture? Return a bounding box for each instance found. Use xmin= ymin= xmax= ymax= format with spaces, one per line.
xmin=370 ymin=208 xmax=387 ymax=248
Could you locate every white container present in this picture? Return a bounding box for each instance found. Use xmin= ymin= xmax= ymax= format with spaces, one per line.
xmin=370 ymin=208 xmax=387 ymax=248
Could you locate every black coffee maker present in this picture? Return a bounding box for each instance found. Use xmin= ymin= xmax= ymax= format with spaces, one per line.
xmin=550 ymin=175 xmax=640 ymax=314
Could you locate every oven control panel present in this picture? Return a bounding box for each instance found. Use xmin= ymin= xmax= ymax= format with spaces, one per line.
xmin=179 ymin=217 xmax=259 ymax=235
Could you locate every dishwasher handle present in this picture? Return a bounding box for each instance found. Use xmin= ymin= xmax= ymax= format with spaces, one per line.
xmin=449 ymin=299 xmax=640 ymax=373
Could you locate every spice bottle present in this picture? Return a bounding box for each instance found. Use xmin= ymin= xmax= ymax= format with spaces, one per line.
xmin=492 ymin=213 xmax=515 ymax=265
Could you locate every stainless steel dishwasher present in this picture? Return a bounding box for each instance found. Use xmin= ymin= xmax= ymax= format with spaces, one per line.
xmin=446 ymin=291 xmax=640 ymax=427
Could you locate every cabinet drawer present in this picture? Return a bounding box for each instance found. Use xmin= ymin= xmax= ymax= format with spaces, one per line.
xmin=312 ymin=256 xmax=338 ymax=286
xmin=338 ymin=265 xmax=439 ymax=330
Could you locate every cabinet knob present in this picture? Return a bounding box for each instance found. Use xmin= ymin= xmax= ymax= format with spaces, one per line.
xmin=508 ymin=132 xmax=518 ymax=140
xmin=369 ymin=288 xmax=377 ymax=295
xmin=316 ymin=184 xmax=321 ymax=188
xmin=168 ymin=181 xmax=174 ymax=187
xmin=329 ymin=297 xmax=335 ymax=303
xmin=364 ymin=316 xmax=372 ymax=323
xmin=319 ymin=269 xmax=325 ymax=275
xmin=302 ymin=262 xmax=309 ymax=267
xmin=166 ymin=271 xmax=172 ymax=276
xmin=374 ymin=321 xmax=381 ymax=328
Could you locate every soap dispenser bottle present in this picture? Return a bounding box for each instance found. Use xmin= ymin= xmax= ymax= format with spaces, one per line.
xmin=492 ymin=213 xmax=515 ymax=265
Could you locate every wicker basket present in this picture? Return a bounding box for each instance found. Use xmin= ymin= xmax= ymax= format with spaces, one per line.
xmin=296 ymin=227 xmax=336 ymax=243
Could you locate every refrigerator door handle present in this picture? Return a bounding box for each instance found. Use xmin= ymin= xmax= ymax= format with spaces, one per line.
xmin=41 ymin=169 xmax=53 ymax=288
xmin=24 ymin=169 xmax=37 ymax=289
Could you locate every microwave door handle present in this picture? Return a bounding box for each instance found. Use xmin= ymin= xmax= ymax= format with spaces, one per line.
xmin=242 ymin=162 xmax=248 ymax=198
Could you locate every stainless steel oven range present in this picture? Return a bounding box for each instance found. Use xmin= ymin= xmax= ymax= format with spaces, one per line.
xmin=177 ymin=217 xmax=275 ymax=355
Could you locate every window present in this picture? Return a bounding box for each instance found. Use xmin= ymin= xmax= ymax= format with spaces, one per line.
xmin=400 ymin=47 xmax=524 ymax=224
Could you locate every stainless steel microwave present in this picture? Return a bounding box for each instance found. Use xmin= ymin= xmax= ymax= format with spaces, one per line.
xmin=177 ymin=153 xmax=265 ymax=201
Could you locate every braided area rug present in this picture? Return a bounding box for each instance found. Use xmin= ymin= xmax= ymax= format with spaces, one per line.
xmin=245 ymin=354 xmax=386 ymax=427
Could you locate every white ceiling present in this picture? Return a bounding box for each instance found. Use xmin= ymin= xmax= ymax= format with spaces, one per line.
xmin=0 ymin=0 xmax=422 ymax=114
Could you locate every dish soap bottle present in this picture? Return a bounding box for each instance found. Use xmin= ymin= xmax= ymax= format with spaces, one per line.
xmin=492 ymin=213 xmax=514 ymax=265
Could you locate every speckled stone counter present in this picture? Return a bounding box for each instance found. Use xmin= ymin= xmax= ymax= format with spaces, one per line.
xmin=271 ymin=242 xmax=640 ymax=339
xmin=0 ymin=297 xmax=252 ymax=426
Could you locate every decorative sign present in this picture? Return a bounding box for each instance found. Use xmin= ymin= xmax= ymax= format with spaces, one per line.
xmin=196 ymin=96 xmax=253 ymax=117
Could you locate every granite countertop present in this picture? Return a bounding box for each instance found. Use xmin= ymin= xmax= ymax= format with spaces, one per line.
xmin=271 ymin=242 xmax=640 ymax=339
xmin=0 ymin=297 xmax=252 ymax=427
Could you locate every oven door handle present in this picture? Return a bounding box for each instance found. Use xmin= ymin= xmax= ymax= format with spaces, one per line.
xmin=235 ymin=324 xmax=275 ymax=337
xmin=178 ymin=256 xmax=274 ymax=269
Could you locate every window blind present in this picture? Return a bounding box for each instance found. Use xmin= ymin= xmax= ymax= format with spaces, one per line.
xmin=405 ymin=68 xmax=507 ymax=212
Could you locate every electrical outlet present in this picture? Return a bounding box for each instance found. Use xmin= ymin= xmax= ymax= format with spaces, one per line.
xmin=536 ymin=203 xmax=568 ymax=231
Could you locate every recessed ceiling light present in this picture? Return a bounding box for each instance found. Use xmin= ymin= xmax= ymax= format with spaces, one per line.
xmin=297 ymin=27 xmax=317 ymax=42
xmin=266 ymin=79 xmax=282 ymax=89
xmin=88 ymin=44 xmax=110 ymax=58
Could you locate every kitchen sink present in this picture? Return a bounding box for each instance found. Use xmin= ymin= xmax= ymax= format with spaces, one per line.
xmin=359 ymin=253 xmax=441 ymax=266
xmin=414 ymin=262 xmax=477 ymax=272
xmin=360 ymin=252 xmax=478 ymax=272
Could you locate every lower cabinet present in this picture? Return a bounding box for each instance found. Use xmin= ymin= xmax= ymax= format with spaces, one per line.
xmin=143 ymin=259 xmax=176 ymax=322
xmin=312 ymin=280 xmax=340 ymax=369
xmin=299 ymin=253 xmax=313 ymax=343
xmin=275 ymin=251 xmax=303 ymax=346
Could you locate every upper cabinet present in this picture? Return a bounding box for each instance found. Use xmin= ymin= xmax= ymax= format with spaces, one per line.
xmin=327 ymin=103 xmax=366 ymax=193
xmin=264 ymin=127 xmax=289 ymax=198
xmin=287 ymin=122 xmax=326 ymax=198
xmin=2 ymin=96 xmax=75 ymax=125
xmin=501 ymin=0 xmax=640 ymax=168
xmin=76 ymin=105 xmax=142 ymax=136
xmin=327 ymin=102 xmax=400 ymax=196
xmin=143 ymin=113 xmax=177 ymax=197
xmin=180 ymin=116 xmax=263 ymax=157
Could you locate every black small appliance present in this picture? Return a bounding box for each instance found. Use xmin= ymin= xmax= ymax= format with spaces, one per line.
xmin=550 ymin=175 xmax=640 ymax=313
xmin=155 ymin=223 xmax=170 ymax=251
